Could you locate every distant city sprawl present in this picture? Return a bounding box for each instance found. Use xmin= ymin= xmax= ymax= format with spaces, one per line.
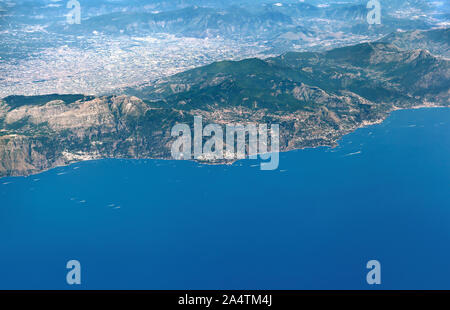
xmin=0 ymin=33 xmax=270 ymax=98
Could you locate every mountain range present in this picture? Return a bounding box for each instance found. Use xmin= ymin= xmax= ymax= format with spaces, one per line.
xmin=0 ymin=28 xmax=448 ymax=177
xmin=53 ymin=2 xmax=436 ymax=39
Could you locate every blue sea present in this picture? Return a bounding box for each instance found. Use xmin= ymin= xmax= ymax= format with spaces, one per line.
xmin=0 ymin=108 xmax=449 ymax=290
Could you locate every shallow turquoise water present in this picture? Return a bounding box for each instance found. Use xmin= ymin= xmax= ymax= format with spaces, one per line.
xmin=0 ymin=108 xmax=449 ymax=289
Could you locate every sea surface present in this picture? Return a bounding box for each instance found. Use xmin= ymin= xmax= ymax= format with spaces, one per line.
xmin=0 ymin=108 xmax=449 ymax=289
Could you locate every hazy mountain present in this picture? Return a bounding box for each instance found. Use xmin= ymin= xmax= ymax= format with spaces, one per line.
xmin=380 ymin=28 xmax=450 ymax=58
xmin=57 ymin=6 xmax=294 ymax=38
xmin=49 ymin=1 xmax=438 ymax=39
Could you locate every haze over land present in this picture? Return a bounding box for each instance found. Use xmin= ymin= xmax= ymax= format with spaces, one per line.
xmin=0 ymin=0 xmax=448 ymax=97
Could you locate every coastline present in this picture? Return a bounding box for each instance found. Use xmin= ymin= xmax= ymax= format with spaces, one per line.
xmin=2 ymin=105 xmax=448 ymax=180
